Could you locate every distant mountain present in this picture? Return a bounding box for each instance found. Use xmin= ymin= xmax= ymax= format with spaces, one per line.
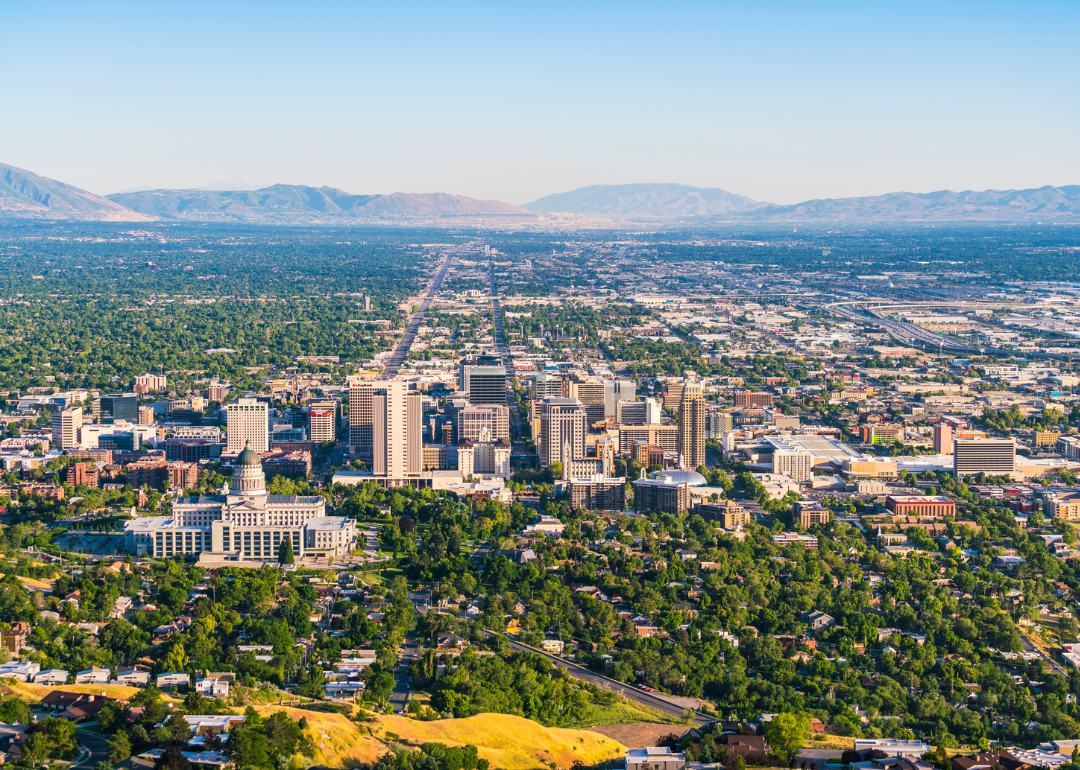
xmin=742 ymin=185 xmax=1080 ymax=221
xmin=0 ymin=163 xmax=152 ymax=221
xmin=108 ymin=185 xmax=532 ymax=222
xmin=524 ymin=182 xmax=1080 ymax=221
xmin=521 ymin=183 xmax=767 ymax=218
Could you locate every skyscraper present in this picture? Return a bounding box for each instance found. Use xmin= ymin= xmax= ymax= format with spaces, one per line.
xmin=227 ymin=398 xmax=269 ymax=454
xmin=468 ymin=366 xmax=508 ymax=406
xmin=540 ymin=398 xmax=586 ymax=468
xmin=678 ymin=382 xmax=706 ymax=470
xmin=372 ymin=381 xmax=422 ymax=477
xmin=348 ymin=380 xmax=376 ymax=459
xmin=51 ymin=407 xmax=83 ymax=450
xmin=307 ymin=399 xmax=338 ymax=444
xmin=93 ymin=394 xmax=139 ymax=424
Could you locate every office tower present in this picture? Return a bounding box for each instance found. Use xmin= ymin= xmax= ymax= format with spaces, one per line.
xmin=363 ymin=295 xmax=372 ymax=311
xmin=532 ymin=372 xmax=564 ymax=400
xmin=348 ymin=380 xmax=376 ymax=459
xmin=207 ymin=381 xmax=230 ymax=403
xmin=226 ymin=398 xmax=269 ymax=453
xmin=460 ymin=353 xmax=503 ymax=395
xmin=568 ymin=377 xmax=607 ymax=426
xmin=644 ymin=397 xmax=662 ymax=425
xmin=51 ymin=407 xmax=83 ymax=450
xmin=933 ymin=422 xmax=953 ymax=455
xmin=678 ymin=382 xmax=706 ymax=470
xmin=93 ymin=394 xmax=139 ymax=424
xmin=773 ymin=450 xmax=812 ymax=483
xmin=705 ymin=410 xmax=733 ymax=438
xmin=373 ymin=382 xmax=421 ymax=477
xmin=134 ymin=374 xmax=167 ymax=394
xmin=540 ymin=398 xmax=586 ymax=468
xmin=953 ymin=438 xmax=1016 ymax=477
xmin=138 ymin=405 xmax=156 ymax=425
xmin=307 ymin=399 xmax=337 ymax=443
xmin=616 ymin=400 xmax=646 ymax=425
xmin=457 ymin=404 xmax=510 ymax=444
xmin=468 ymin=366 xmax=507 ymax=405
xmin=603 ymin=380 xmax=636 ymax=419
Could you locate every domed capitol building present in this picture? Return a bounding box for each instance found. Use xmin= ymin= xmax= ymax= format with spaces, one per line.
xmin=125 ymin=444 xmax=358 ymax=561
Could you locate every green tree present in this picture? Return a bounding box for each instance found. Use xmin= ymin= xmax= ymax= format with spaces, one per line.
xmin=764 ymin=713 xmax=810 ymax=762
xmin=278 ymin=538 xmax=295 ymax=565
xmin=109 ymin=732 xmax=132 ymax=764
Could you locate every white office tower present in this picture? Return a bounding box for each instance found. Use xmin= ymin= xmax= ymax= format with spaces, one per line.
xmin=227 ymin=398 xmax=269 ymax=453
xmin=540 ymin=398 xmax=586 ymax=468
xmin=51 ymin=407 xmax=83 ymax=450
xmin=348 ymin=379 xmax=376 ymax=459
xmin=644 ymin=397 xmax=662 ymax=425
xmin=373 ymin=381 xmax=422 ymax=477
xmin=459 ymin=441 xmax=511 ymax=478
xmin=772 ymin=449 xmax=813 ymax=483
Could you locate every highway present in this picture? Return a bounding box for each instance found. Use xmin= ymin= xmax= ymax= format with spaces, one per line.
xmin=383 ymin=253 xmax=455 ymax=377
xmin=483 ymin=630 xmax=708 ymax=724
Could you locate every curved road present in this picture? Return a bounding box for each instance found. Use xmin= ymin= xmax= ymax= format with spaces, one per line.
xmin=484 ymin=631 xmax=707 ymax=724
xmin=75 ymin=728 xmax=111 ymax=769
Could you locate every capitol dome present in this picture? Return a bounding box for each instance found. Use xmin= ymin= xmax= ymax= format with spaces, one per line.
xmin=230 ymin=442 xmax=266 ymax=496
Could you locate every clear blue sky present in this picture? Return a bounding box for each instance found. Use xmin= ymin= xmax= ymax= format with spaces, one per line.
xmin=4 ymin=0 xmax=1077 ymax=205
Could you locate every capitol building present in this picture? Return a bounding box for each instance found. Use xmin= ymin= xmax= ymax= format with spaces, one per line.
xmin=125 ymin=444 xmax=358 ymax=561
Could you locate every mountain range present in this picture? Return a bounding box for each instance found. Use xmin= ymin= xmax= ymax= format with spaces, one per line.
xmin=2 ymin=162 xmax=1078 ymax=223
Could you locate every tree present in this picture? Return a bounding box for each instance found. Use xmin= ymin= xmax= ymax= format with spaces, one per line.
xmin=764 ymin=713 xmax=810 ymax=762
xmin=278 ymin=538 xmax=295 ymax=565
xmin=109 ymin=732 xmax=132 ymax=764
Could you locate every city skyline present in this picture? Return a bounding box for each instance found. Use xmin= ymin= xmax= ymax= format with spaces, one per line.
xmin=3 ymin=0 xmax=1078 ymax=204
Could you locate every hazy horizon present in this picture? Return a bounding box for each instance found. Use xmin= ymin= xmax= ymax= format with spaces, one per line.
xmin=4 ymin=0 xmax=1078 ymax=205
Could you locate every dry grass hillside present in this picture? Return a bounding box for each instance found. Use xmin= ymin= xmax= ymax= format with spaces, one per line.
xmin=4 ymin=682 xmax=625 ymax=770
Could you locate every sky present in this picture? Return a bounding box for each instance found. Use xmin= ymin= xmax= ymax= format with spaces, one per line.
xmin=3 ymin=0 xmax=1078 ymax=205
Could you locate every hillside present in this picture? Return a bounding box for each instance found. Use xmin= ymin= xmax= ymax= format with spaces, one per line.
xmin=284 ymin=709 xmax=625 ymax=770
xmin=108 ymin=185 xmax=532 ymax=222
xmin=521 ymin=183 xmax=766 ymax=218
xmin=0 ymin=163 xmax=152 ymax=222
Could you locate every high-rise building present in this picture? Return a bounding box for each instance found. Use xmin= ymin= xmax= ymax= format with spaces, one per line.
xmin=773 ymin=449 xmax=813 ymax=483
xmin=953 ymin=438 xmax=1016 ymax=477
xmin=134 ymin=374 xmax=167 ymax=394
xmin=540 ymin=398 xmax=586 ymax=468
xmin=207 ymin=381 xmax=230 ymax=403
xmin=569 ymin=377 xmax=607 ymax=426
xmin=662 ymin=381 xmax=685 ymax=413
xmin=633 ymin=476 xmax=691 ymax=514
xmin=678 ymin=382 xmax=706 ymax=470
xmin=531 ymin=372 xmax=564 ymax=400
xmin=93 ymin=394 xmax=139 ymax=424
xmin=457 ymin=404 xmax=510 ymax=444
xmin=51 ymin=407 xmax=83 ymax=450
xmin=307 ymin=399 xmax=337 ymax=444
xmin=705 ymin=411 xmax=733 ymax=438
xmin=138 ymin=405 xmax=156 ymax=425
xmin=372 ymin=381 xmax=421 ymax=477
xmin=603 ymin=380 xmax=636 ymax=420
xmin=227 ymin=398 xmax=269 ymax=454
xmin=468 ymin=366 xmax=508 ymax=406
xmin=616 ymin=400 xmax=646 ymax=425
xmin=348 ymin=380 xmax=376 ymax=459
xmin=933 ymin=422 xmax=953 ymax=455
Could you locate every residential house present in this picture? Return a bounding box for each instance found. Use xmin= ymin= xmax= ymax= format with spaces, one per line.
xmin=34 ymin=669 xmax=70 ymax=685
xmin=195 ymin=678 xmax=230 ymax=699
xmin=156 ymin=672 xmax=190 ymax=691
xmin=74 ymin=667 xmax=111 ymax=685
xmin=115 ymin=666 xmax=152 ymax=686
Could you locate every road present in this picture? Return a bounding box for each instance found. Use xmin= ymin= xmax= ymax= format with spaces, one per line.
xmin=485 ymin=631 xmax=707 ymax=724
xmin=383 ymin=253 xmax=455 ymax=377
xmin=388 ymin=636 xmax=419 ymax=714
xmin=1019 ymin=629 xmax=1066 ymax=675
xmin=75 ymin=728 xmax=110 ymax=769
xmin=488 ymin=261 xmax=525 ymax=445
